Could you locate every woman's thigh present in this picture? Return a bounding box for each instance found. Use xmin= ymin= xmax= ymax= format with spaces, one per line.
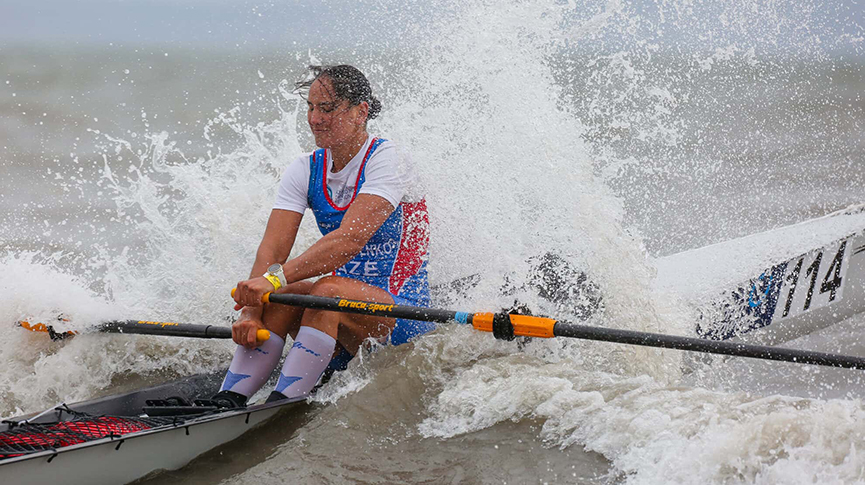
xmin=301 ymin=276 xmax=397 ymax=354
xmin=261 ymin=280 xmax=315 ymax=340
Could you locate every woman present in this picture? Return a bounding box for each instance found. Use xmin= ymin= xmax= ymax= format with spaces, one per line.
xmin=216 ymin=65 xmax=433 ymax=406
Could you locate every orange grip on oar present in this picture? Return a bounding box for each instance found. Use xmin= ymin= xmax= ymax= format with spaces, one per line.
xmin=510 ymin=314 xmax=556 ymax=338
xmin=471 ymin=313 xmax=495 ymax=333
xmin=469 ymin=313 xmax=556 ymax=338
xmin=230 ymin=288 xmax=272 ymax=304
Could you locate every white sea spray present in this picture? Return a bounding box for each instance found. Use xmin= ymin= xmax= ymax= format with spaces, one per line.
xmin=1 ymin=0 xmax=862 ymax=482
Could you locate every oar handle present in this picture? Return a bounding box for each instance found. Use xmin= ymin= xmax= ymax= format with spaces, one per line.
xmin=231 ymin=288 xmax=272 ymax=304
xmin=256 ymin=291 xmax=865 ymax=371
xmin=100 ymin=321 xmax=270 ymax=342
xmin=20 ymin=319 xmax=270 ymax=343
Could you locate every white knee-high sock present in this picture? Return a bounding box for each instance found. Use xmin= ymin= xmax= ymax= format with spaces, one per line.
xmin=274 ymin=326 xmax=336 ymax=399
xmin=219 ymin=333 xmax=285 ymax=397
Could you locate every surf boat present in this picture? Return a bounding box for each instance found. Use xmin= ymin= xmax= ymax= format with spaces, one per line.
xmin=452 ymin=203 xmax=865 ymax=346
xmin=656 ymin=204 xmax=865 ymax=345
xmin=0 ymin=372 xmax=308 ymax=485
xmin=3 ymin=205 xmax=865 ymax=484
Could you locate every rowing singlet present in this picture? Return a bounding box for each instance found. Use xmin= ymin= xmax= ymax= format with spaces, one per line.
xmin=307 ymin=138 xmax=431 ymax=306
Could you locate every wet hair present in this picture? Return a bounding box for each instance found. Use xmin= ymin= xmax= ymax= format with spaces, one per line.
xmin=295 ymin=65 xmax=382 ymax=120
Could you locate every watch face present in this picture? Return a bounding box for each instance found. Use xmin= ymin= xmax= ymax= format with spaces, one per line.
xmin=267 ymin=263 xmax=281 ymax=274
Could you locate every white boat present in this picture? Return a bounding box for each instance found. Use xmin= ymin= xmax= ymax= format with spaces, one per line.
xmin=656 ymin=204 xmax=865 ymax=344
xmin=0 ymin=373 xmax=308 ymax=485
xmin=3 ymin=205 xmax=864 ymax=484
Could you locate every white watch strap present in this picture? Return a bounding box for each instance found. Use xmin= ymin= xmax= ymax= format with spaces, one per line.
xmin=267 ymin=265 xmax=287 ymax=287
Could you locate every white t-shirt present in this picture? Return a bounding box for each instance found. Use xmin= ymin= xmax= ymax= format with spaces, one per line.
xmin=273 ymin=135 xmax=421 ymax=214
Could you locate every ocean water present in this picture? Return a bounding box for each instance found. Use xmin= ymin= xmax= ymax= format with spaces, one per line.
xmin=2 ymin=0 xmax=865 ymax=483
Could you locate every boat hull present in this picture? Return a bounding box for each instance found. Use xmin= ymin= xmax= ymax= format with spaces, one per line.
xmin=0 ymin=406 xmax=285 ymax=485
xmin=0 ymin=372 xmax=305 ymax=485
xmin=657 ymin=204 xmax=865 ymax=344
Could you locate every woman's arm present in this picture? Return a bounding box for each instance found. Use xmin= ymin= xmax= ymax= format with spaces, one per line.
xmin=283 ymin=194 xmax=395 ymax=283
xmin=253 ymin=209 xmax=304 ymax=275
xmin=233 ymin=209 xmax=303 ymax=312
xmin=232 ymin=194 xmax=395 ymax=308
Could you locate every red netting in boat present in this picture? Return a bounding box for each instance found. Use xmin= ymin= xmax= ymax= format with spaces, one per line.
xmin=0 ymin=415 xmax=180 ymax=459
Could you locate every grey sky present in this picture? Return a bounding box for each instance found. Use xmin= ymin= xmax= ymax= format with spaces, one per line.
xmin=0 ymin=0 xmax=862 ymax=57
xmin=1 ymin=1 xmax=338 ymax=48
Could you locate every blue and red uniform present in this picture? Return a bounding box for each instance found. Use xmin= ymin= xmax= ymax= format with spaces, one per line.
xmin=307 ymin=137 xmax=435 ymax=347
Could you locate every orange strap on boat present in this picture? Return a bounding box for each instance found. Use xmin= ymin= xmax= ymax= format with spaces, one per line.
xmin=18 ymin=320 xmax=78 ymax=340
xmin=19 ymin=321 xmax=51 ymax=333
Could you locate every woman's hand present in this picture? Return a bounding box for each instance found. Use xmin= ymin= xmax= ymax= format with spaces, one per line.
xmin=233 ymin=276 xmax=276 ymax=311
xmin=231 ymin=314 xmax=268 ymax=348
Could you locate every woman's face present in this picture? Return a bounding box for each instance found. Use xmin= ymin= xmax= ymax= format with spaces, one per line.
xmin=306 ymin=77 xmax=368 ymax=149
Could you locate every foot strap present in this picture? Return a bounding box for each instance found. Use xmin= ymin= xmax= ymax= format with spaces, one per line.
xmin=143 ymin=391 xmax=247 ymax=416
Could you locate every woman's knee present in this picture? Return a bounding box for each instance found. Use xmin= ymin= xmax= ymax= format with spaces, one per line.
xmin=275 ymin=280 xmax=315 ymax=295
xmin=308 ymin=276 xmax=347 ymax=298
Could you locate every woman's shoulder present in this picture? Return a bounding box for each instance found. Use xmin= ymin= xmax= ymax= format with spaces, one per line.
xmin=370 ymin=137 xmax=412 ymax=163
xmin=281 ymin=152 xmax=314 ymax=180
xmin=371 ymin=137 xmax=397 ymax=153
xmin=366 ymin=137 xmax=424 ymax=201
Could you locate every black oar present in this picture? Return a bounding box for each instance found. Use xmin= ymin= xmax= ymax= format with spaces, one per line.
xmin=258 ymin=292 xmax=865 ymax=371
xmin=19 ymin=319 xmax=270 ymax=342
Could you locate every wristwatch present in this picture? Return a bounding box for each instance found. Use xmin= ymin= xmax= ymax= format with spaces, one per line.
xmin=263 ymin=263 xmax=287 ymax=291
